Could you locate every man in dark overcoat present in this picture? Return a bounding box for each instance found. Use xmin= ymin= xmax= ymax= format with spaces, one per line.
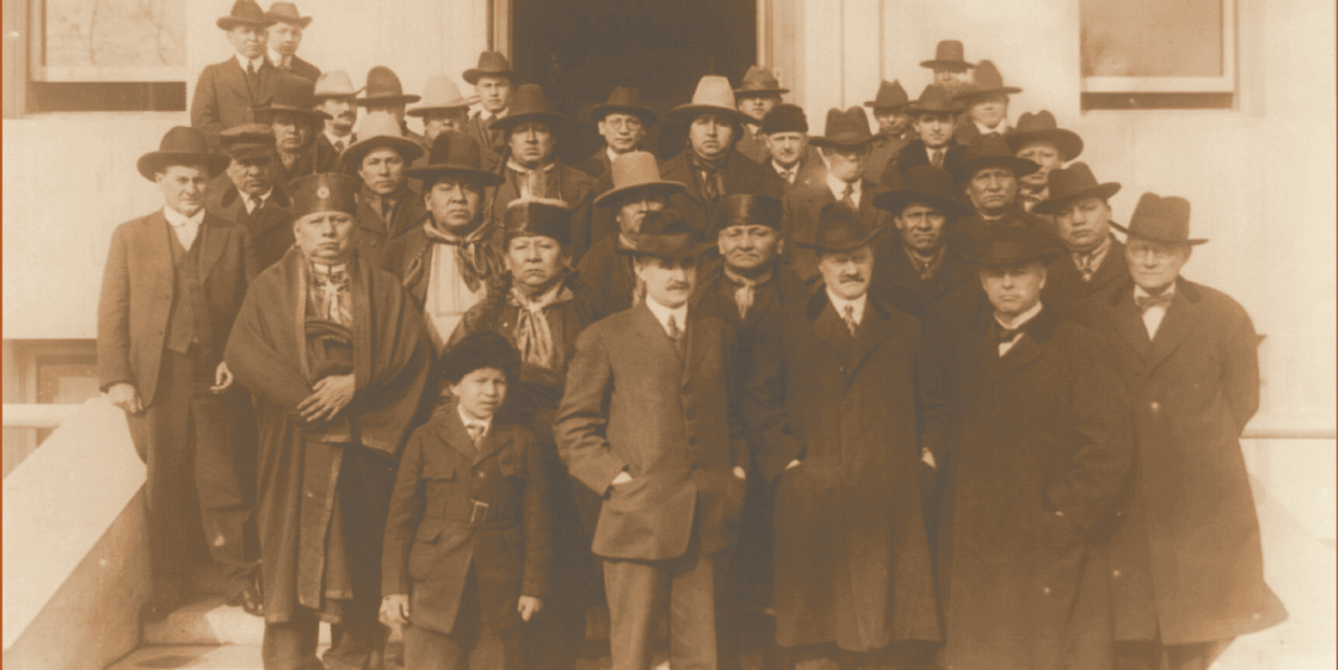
xmin=574 ymin=87 xmax=657 ymax=185
xmin=1088 ymin=193 xmax=1287 ymax=670
xmin=1032 ymin=162 xmax=1128 ymax=322
xmin=746 ymin=205 xmax=943 ymax=669
xmin=935 ymin=226 xmax=1132 ymax=670
xmin=208 ymin=124 xmax=296 ymax=272
xmin=98 ymin=127 xmax=259 ymax=619
xmin=344 ymin=111 xmax=428 ymax=267
xmin=861 ymin=79 xmax=917 ymax=186
xmin=225 ymin=173 xmax=431 ymax=670
xmin=555 ymin=211 xmax=749 ymax=670
xmin=191 ymin=0 xmax=279 ymax=148
xmin=264 ymin=2 xmax=320 ymax=81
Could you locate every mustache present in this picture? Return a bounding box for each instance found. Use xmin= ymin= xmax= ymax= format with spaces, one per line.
xmin=665 ymin=281 xmax=692 ymax=291
xmin=838 ymin=274 xmax=866 ymax=283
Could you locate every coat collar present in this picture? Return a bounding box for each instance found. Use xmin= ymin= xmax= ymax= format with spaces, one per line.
xmin=630 ymin=302 xmax=707 ymax=386
xmin=803 ymin=290 xmax=895 ymax=377
xmin=959 ymin=306 xmax=1061 ymax=399
xmin=1106 ymin=276 xmax=1203 ymax=369
xmin=433 ymin=399 xmax=513 ymax=466
xmin=883 ymin=244 xmax=973 ymax=302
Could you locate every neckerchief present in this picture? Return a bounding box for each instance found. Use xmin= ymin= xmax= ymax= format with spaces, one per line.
xmin=507 ymin=159 xmax=559 ymax=200
xmin=687 ymin=150 xmax=729 ymax=201
xmin=723 ymin=266 xmax=772 ymax=319
xmin=422 ymin=220 xmax=500 ymax=292
xmin=508 ymin=281 xmax=573 ymax=369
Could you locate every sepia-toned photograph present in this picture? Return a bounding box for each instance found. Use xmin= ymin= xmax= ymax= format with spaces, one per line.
xmin=2 ymin=1 xmax=1334 ymax=669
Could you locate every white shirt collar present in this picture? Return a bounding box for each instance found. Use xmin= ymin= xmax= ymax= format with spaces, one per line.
xmin=825 ymin=289 xmax=867 ymax=325
xmin=975 ymin=120 xmax=1010 ymax=135
xmin=325 ymin=129 xmax=353 ymax=148
xmin=995 ymin=300 xmax=1043 ymax=331
xmin=606 ymin=146 xmax=625 ymax=164
xmin=267 ymin=48 xmax=290 ymax=69
xmin=244 ymin=188 xmax=274 ymax=213
xmin=235 ymin=52 xmax=266 ymax=72
xmin=1134 ymin=281 xmax=1177 ymax=301
xmin=457 ymin=405 xmax=493 ymax=436
xmin=826 ymin=173 xmax=861 ymax=206
xmin=773 ymin=159 xmax=799 ymax=180
xmin=644 ymin=297 xmax=689 ymax=337
xmin=163 ymin=205 xmax=204 ymax=227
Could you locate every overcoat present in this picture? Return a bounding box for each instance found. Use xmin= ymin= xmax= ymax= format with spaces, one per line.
xmin=355 ymin=183 xmax=428 ymax=268
xmin=266 ymin=141 xmax=339 ymax=191
xmin=206 ymin=179 xmax=296 ymax=272
xmin=1091 ymin=278 xmax=1288 ymax=644
xmin=191 ymin=57 xmax=281 ymax=148
xmin=1041 ymin=236 xmax=1129 ymax=324
xmin=659 ymin=150 xmax=787 ymax=238
xmin=693 ymin=258 xmax=810 ymax=362
xmin=97 ymin=211 xmax=257 ymax=405
xmin=863 ymin=130 xmax=915 ymax=187
xmin=554 ymin=304 xmax=748 ymax=560
xmin=573 ymin=148 xmax=616 ymax=184
xmin=467 ymin=111 xmax=507 ymax=154
xmin=489 ymin=163 xmax=602 ymax=262
xmin=936 ymin=307 xmax=1132 ymax=670
xmin=571 ymin=235 xmax=638 ymax=324
xmin=745 ymin=293 xmax=945 ymax=651
xmin=382 ymin=403 xmax=552 ymax=635
xmin=277 ymin=55 xmax=321 ymax=82
xmin=781 ymin=179 xmax=892 ymax=285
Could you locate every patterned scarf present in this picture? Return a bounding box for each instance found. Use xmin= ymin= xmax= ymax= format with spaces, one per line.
xmin=422 ymin=220 xmax=502 ymax=292
xmin=507 ymin=159 xmax=559 ymax=200
xmin=687 ymin=149 xmax=729 ymax=201
xmin=508 ymin=281 xmax=572 ymax=369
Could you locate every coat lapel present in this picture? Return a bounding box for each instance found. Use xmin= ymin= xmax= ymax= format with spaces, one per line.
xmin=961 ymin=309 xmax=1056 ymax=399
xmin=807 ymin=296 xmax=854 ymax=361
xmin=849 ymin=302 xmax=895 ymax=382
xmin=1086 ymin=238 xmax=1129 ymax=296
xmin=145 ymin=211 xmax=175 ymax=288
xmin=1108 ymin=284 xmax=1153 ymax=362
xmin=436 ymin=405 xmax=483 ymax=461
xmin=1147 ymin=280 xmax=1203 ymax=371
xmin=682 ymin=310 xmax=711 ymax=386
xmin=222 ymin=58 xmax=254 ymax=106
xmin=197 ymin=214 xmax=229 ymax=280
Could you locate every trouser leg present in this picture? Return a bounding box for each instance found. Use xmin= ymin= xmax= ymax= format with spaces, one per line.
xmin=263 ymin=606 xmax=323 ymax=670
xmin=191 ymin=382 xmax=256 ymax=596
xmin=604 ymin=557 xmax=668 ymax=670
xmin=666 ymin=542 xmax=724 ymax=670
xmin=325 ymin=445 xmax=397 ymax=670
xmin=402 ymin=624 xmax=468 ymax=670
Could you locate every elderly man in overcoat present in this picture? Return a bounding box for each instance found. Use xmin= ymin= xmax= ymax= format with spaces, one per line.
xmin=746 ymin=205 xmax=943 ymax=670
xmin=1033 ymin=162 xmax=1129 ymax=322
xmin=225 ymin=173 xmax=431 ymax=670
xmin=1088 ymin=194 xmax=1287 ymax=670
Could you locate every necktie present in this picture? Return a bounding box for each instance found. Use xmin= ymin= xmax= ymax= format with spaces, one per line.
xmin=997 ymin=326 xmax=1023 ymax=343
xmin=247 ymin=195 xmax=261 ymax=215
xmin=842 ymin=304 xmax=858 ymax=336
xmin=334 ymin=139 xmax=345 ymax=153
xmin=930 ymin=149 xmax=944 ymax=168
xmin=465 ymin=422 xmax=486 ymax=449
xmin=381 ymin=197 xmax=395 ymax=223
xmin=840 ymin=183 xmax=856 ymax=210
xmin=1075 ymin=253 xmax=1096 ymax=282
xmin=1135 ymin=291 xmax=1174 ymax=313
xmin=666 ymin=314 xmax=686 ymax=359
xmin=246 ymin=61 xmax=259 ymax=94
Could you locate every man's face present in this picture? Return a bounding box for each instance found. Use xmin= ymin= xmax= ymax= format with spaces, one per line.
xmin=226 ymin=157 xmax=272 ymax=197
xmin=1017 ymin=141 xmax=1062 ymax=190
xmin=365 ymin=102 xmax=406 ymax=123
xmin=508 ymin=123 xmax=555 ymax=168
xmin=718 ymin=225 xmax=782 ymax=272
xmin=423 ymin=109 xmax=468 ymax=143
xmin=873 ymin=108 xmax=910 ymax=136
xmin=966 ymin=167 xmax=1019 ymax=215
xmin=634 ymin=255 xmax=697 ymax=308
xmin=271 ymin=111 xmax=314 ymax=153
xmin=450 ymin=368 xmax=508 ymax=421
xmin=689 ymin=114 xmax=735 ymax=160
xmin=226 ymin=25 xmax=267 ymax=60
xmin=764 ymin=131 xmax=806 ymax=168
xmin=358 ymin=147 xmax=407 ymax=195
xmin=267 ymin=22 xmax=302 ymax=57
xmin=1054 ymin=197 xmax=1112 ymax=253
xmin=156 ymin=165 xmax=210 ymax=217
xmin=895 ymin=202 xmax=947 ymax=253
xmin=294 ymin=211 xmax=357 ymax=264
xmin=737 ymin=94 xmax=781 ymax=124
xmin=614 ymin=193 xmax=667 ymax=234
xmin=821 ymin=145 xmax=869 ymax=183
xmin=969 ymin=94 xmax=1010 ymax=128
xmin=506 ymin=234 xmax=567 ymax=293
xmin=1126 ymin=238 xmax=1190 ymax=291
xmin=980 ymin=262 xmax=1046 ymax=317
xmin=914 ymin=112 xmax=955 ymax=148
xmin=818 ymin=245 xmax=874 ymax=300
xmin=597 ymin=113 xmax=646 ymax=154
xmin=476 ymin=76 xmax=513 ymax=113
xmin=423 ymin=178 xmax=482 ymax=231
xmin=934 ymin=67 xmax=971 ymax=92
xmin=316 ymin=96 xmax=357 ymax=134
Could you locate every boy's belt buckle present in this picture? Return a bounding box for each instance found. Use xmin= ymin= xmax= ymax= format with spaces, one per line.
xmin=469 ymin=499 xmax=490 ymax=524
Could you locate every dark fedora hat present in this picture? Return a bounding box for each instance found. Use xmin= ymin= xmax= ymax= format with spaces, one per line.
xmin=441 ymin=331 xmax=521 ymax=384
xmin=1032 ymin=162 xmax=1120 ymax=215
xmin=956 ymin=134 xmax=1040 ymax=182
xmin=796 ymin=203 xmax=883 ymax=252
xmin=288 ymin=172 xmax=360 ymax=218
xmin=616 ymin=210 xmax=715 ymax=259
xmin=217 ymin=0 xmax=274 ymax=30
xmin=265 ymin=2 xmax=312 ymax=27
xmin=964 ymin=224 xmax=1061 ymax=267
xmin=809 ymin=107 xmax=875 ymax=149
xmin=594 ymin=151 xmax=686 ymax=208
xmin=953 ymin=60 xmax=1022 ymax=101
xmin=874 ymin=165 xmax=972 ymax=216
xmin=491 ymin=84 xmax=572 ymax=134
xmin=903 ymin=84 xmax=963 ymax=116
xmin=219 ymin=123 xmax=277 ymax=162
xmin=1111 ymin=193 xmax=1206 ymax=245
xmin=357 ymin=66 xmax=421 ymax=107
xmin=463 ymin=51 xmax=517 ymax=86
xmin=761 ymin=104 xmax=808 ymax=135
xmin=713 ymin=194 xmax=783 ymax=231
xmin=864 ymin=80 xmax=911 ymax=110
xmin=734 ymin=66 xmax=789 ymax=96
xmin=504 ymin=198 xmax=573 ymax=248
xmin=253 ymin=74 xmax=332 ymax=124
xmin=1005 ymin=111 xmax=1084 ymax=162
xmin=342 ymin=112 xmax=426 ymax=168
xmin=405 ymin=130 xmax=505 ymax=186
xmin=590 ymin=87 xmax=657 ymax=126
xmin=137 ymin=126 xmax=231 ymax=180
xmin=920 ymin=40 xmax=976 ymax=70
xmin=667 ymin=75 xmax=752 ymax=126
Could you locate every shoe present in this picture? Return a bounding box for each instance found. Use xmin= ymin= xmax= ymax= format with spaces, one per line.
xmin=227 ymin=572 xmax=264 ymax=617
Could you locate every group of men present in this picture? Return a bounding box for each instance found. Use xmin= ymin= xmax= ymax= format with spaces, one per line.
xmin=96 ymin=1 xmax=1286 ymax=669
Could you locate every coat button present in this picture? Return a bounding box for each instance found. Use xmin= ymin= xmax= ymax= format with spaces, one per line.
xmin=1042 ymin=587 xmax=1051 ymax=595
xmin=1150 ymin=401 xmax=1160 ymax=412
xmin=1112 ymin=569 xmax=1121 ymax=578
xmin=839 ymin=366 xmax=846 ymax=374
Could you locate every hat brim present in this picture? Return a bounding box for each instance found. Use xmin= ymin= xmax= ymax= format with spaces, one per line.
xmin=615 ymin=237 xmax=715 ymax=259
xmin=1109 ymin=222 xmax=1208 ymax=246
xmin=953 ymin=86 xmax=1023 ymax=101
xmin=872 ymin=190 xmax=973 ymax=217
xmin=491 ymin=111 xmax=572 ymax=134
xmin=356 ymin=95 xmax=422 ymax=107
xmin=463 ymin=69 xmax=516 ymax=85
xmin=217 ymin=17 xmax=275 ymax=30
xmin=956 ymin=155 xmax=1040 ymax=181
xmin=253 ymin=105 xmax=333 ymax=123
xmin=404 ymin=164 xmax=505 ymax=187
xmin=342 ymin=136 xmax=426 ymax=166
xmin=919 ymin=59 xmax=976 ymax=69
xmin=406 ymin=97 xmax=480 ymax=117
xmin=594 ymin=180 xmax=686 ymax=208
xmin=963 ymin=248 xmax=1062 ymax=267
xmin=1005 ymin=128 xmax=1084 ymax=162
xmin=809 ymin=135 xmax=877 ymax=150
xmin=590 ymin=104 xmax=658 ymax=126
xmin=266 ymin=14 xmax=313 ymax=27
xmin=137 ymin=151 xmax=231 ymax=181
xmin=794 ymin=226 xmax=884 ymax=253
xmin=733 ymin=87 xmax=790 ymax=96
xmin=1031 ymin=182 xmax=1121 ymax=215
xmin=904 ymin=103 xmax=964 ymax=116
xmin=665 ymin=104 xmax=751 ymax=126
xmin=863 ymin=100 xmax=911 ymax=110
xmin=226 ymin=145 xmax=278 ymax=163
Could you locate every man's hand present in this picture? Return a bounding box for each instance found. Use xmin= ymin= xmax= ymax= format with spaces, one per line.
xmin=380 ymin=594 xmax=410 ymax=626
xmin=210 ymin=361 xmax=235 ymax=394
xmin=610 ymin=471 xmax=633 ymax=487
xmin=298 ymin=374 xmax=355 ymax=423
xmin=785 ymin=459 xmax=802 ymax=471
xmin=107 ymin=383 xmax=144 ymax=415
xmin=921 ymin=447 xmax=937 ymax=469
xmin=733 ymin=466 xmax=747 ymax=480
xmin=518 ymin=596 xmax=544 ymax=622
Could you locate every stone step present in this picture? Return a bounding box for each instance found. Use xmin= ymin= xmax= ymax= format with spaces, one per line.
xmin=108 ymin=644 xmax=272 ymax=670
xmin=142 ymin=597 xmax=330 ymax=646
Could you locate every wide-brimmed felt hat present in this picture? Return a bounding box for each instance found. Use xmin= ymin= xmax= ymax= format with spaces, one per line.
xmin=265 ymin=2 xmax=312 ymax=27
xmin=953 ymin=60 xmax=1022 ymax=101
xmin=407 ymin=75 xmax=478 ymax=117
xmin=217 ymin=0 xmax=274 ymax=30
xmin=903 ymin=84 xmax=963 ymax=116
xmin=219 ymin=123 xmax=277 ymax=162
xmin=956 ymin=134 xmax=1040 ymax=181
xmin=405 ymin=130 xmax=504 ymax=186
xmin=594 ymin=151 xmax=685 ymax=208
xmin=873 ymin=166 xmax=972 ymax=216
xmin=463 ymin=51 xmax=517 ymax=86
xmin=864 ymin=80 xmax=911 ymax=110
xmin=590 ymin=87 xmax=657 ymax=126
xmin=357 ymin=66 xmax=420 ymax=107
xmin=343 ymin=112 xmax=426 ymax=168
xmin=1005 ymin=111 xmax=1083 ymax=162
xmin=490 ymin=84 xmax=571 ymax=134
xmin=809 ymin=107 xmax=875 ymax=149
xmin=796 ymin=203 xmax=883 ymax=252
xmin=1111 ymin=193 xmax=1206 ymax=245
xmin=734 ymin=66 xmax=789 ymax=96
xmin=504 ymin=198 xmax=573 ymax=248
xmin=289 ymin=172 xmax=359 ymax=217
xmin=714 ymin=194 xmax=782 ymax=231
xmin=667 ymin=76 xmax=752 ymax=125
xmin=253 ymin=74 xmax=332 ymax=124
xmin=312 ymin=70 xmax=357 ymax=99
xmin=920 ymin=40 xmax=975 ymax=70
xmin=964 ymin=224 xmax=1061 ymax=267
xmin=616 ymin=210 xmax=715 ymax=259
xmin=1032 ymin=162 xmax=1120 ymax=215
xmin=137 ymin=126 xmax=231 ymax=180
xmin=761 ymin=104 xmax=808 ymax=135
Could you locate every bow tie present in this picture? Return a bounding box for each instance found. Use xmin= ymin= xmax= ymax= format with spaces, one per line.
xmin=1135 ymin=292 xmax=1174 ymax=312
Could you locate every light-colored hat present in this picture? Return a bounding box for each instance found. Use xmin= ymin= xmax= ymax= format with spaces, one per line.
xmin=312 ymin=70 xmax=357 ymax=100
xmin=407 ymin=75 xmax=479 ymax=117
xmin=594 ymin=151 xmax=686 ymax=208
xmin=342 ymin=112 xmax=426 ymax=168
xmin=667 ymin=76 xmax=752 ymax=125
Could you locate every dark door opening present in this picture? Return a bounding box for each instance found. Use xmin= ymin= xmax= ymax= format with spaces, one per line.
xmin=511 ymin=0 xmax=757 ymax=161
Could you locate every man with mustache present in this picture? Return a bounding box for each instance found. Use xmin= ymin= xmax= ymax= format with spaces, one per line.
xmin=345 ymin=112 xmax=427 ymax=267
xmin=951 ymin=60 xmax=1021 ymax=147
xmin=191 ymin=0 xmax=278 ymax=148
xmin=264 ymin=2 xmax=319 ymax=81
xmin=733 ymin=66 xmax=788 ymax=164
xmin=255 ymin=74 xmax=338 ymax=189
xmin=575 ymin=87 xmax=657 ymax=184
xmin=745 ymin=204 xmax=944 ymax=670
xmin=1033 ymin=163 xmax=1130 ymax=321
xmin=313 ymin=71 xmax=359 ymax=158
xmin=761 ymin=104 xmax=825 ymax=193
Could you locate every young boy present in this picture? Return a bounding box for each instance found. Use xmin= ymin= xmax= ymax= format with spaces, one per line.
xmin=381 ymin=332 xmax=551 ymax=670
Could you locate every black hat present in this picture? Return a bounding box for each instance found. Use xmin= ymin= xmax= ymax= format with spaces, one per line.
xmin=795 ymin=203 xmax=883 ymax=252
xmin=956 ymin=134 xmax=1040 ymax=182
xmin=864 ymin=80 xmax=911 ymax=110
xmin=288 ymin=173 xmax=360 ymax=218
xmin=252 ymin=74 xmax=332 ymax=124
xmin=590 ymin=87 xmax=657 ymax=126
xmin=441 ymin=331 xmax=521 ymax=384
xmin=904 ymin=84 xmax=963 ymax=116
xmin=504 ymin=198 xmax=573 ymax=248
xmin=964 ymin=224 xmax=1061 ymax=267
xmin=463 ymin=51 xmax=517 ymax=86
xmin=137 ymin=126 xmax=230 ymax=180
xmin=1005 ymin=111 xmax=1084 ymax=162
xmin=217 ymin=0 xmax=274 ymax=30
xmin=1111 ymin=193 xmax=1207 ymax=245
xmin=357 ymin=66 xmax=421 ymax=107
xmin=920 ymin=40 xmax=975 ymax=70
xmin=953 ymin=60 xmax=1022 ymax=102
xmin=405 ymin=130 xmax=505 ymax=187
xmin=873 ymin=166 xmax=972 ymax=216
xmin=760 ymin=104 xmax=808 ymax=135
xmin=1032 ymin=163 xmax=1121 ymax=216
xmin=713 ymin=194 xmax=783 ymax=231
xmin=809 ymin=107 xmax=875 ymax=149
xmin=219 ymin=123 xmax=277 ymax=162
xmin=616 ymin=210 xmax=715 ymax=259
xmin=491 ymin=84 xmax=572 ymax=134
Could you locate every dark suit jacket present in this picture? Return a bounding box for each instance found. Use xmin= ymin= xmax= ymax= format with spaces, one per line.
xmin=573 ymin=148 xmax=615 ymax=183
xmin=356 ymin=184 xmax=428 ymax=268
xmin=736 ymin=125 xmax=770 ymax=165
xmin=191 ymin=57 xmax=281 ymax=148
xmin=659 ymin=150 xmax=787 ymax=238
xmin=276 ymin=54 xmax=321 ymax=82
xmin=207 ymin=180 xmax=296 ymax=272
xmin=781 ymin=179 xmax=893 ymax=284
xmin=467 ymin=111 xmax=506 ymax=154
xmin=269 ymin=141 xmax=340 ymax=190
xmin=572 ymin=235 xmax=637 ymax=324
xmin=1041 ymin=236 xmax=1129 ymax=324
xmin=489 ymin=163 xmax=601 ymax=262
xmin=892 ymin=140 xmax=966 ymax=180
xmin=98 ymin=211 xmax=257 ymax=405
xmin=864 ymin=131 xmax=915 ymax=187
xmin=554 ymin=304 xmax=748 ymax=560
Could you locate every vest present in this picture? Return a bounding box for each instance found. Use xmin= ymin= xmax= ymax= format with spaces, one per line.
xmin=164 ymin=228 xmax=213 ymax=356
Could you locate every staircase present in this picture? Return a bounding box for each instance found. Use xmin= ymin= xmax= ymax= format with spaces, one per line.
xmin=107 ymin=598 xmax=330 ymax=670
